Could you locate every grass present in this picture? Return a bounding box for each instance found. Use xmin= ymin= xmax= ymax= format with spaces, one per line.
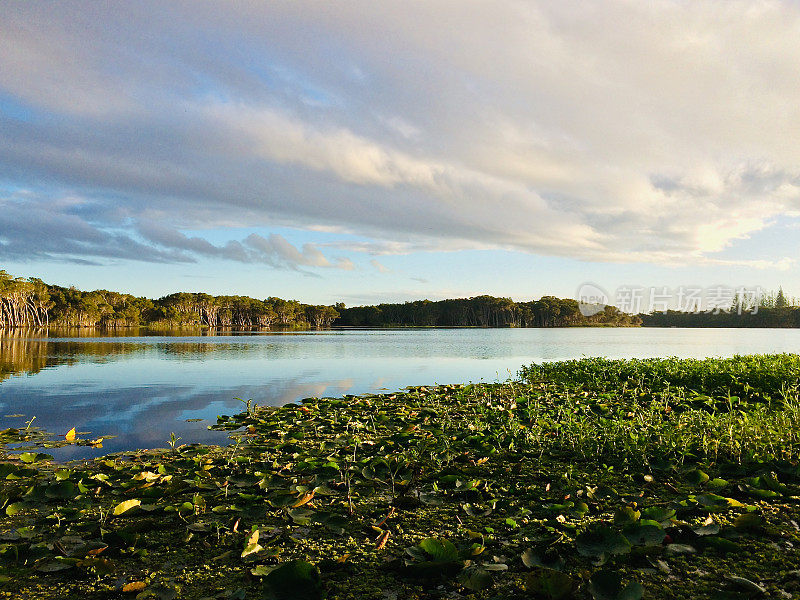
xmin=0 ymin=355 xmax=799 ymax=599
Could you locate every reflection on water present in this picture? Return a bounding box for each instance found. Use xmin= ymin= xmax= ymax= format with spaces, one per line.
xmin=2 ymin=327 xmax=800 ymax=460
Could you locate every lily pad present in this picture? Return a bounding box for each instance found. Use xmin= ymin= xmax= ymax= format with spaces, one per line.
xmin=526 ymin=568 xmax=574 ymax=600
xmin=521 ymin=547 xmax=565 ymax=571
xmin=613 ymin=507 xmax=641 ymax=524
xmin=685 ymin=469 xmax=710 ymax=485
xmin=263 ymin=560 xmax=323 ymax=600
xmin=112 ymin=499 xmax=141 ymax=516
xmin=588 ymin=570 xmax=643 ymax=600
xmin=640 ymin=507 xmax=675 ymax=523
xmin=733 ymin=512 xmax=762 ymax=531
xmin=577 ymin=526 xmax=632 ymax=558
xmin=622 ymin=522 xmax=665 ymax=546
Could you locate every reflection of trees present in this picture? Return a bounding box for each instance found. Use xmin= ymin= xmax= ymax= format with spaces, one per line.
xmin=0 ymin=329 xmax=50 ymax=382
xmin=0 ymin=331 xmax=309 ymax=381
xmin=0 ymin=330 xmax=146 ymax=382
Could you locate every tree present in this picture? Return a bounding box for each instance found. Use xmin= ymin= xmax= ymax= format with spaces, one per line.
xmin=776 ymin=287 xmax=788 ymax=309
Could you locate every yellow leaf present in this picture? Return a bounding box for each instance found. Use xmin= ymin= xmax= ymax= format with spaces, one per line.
xmin=112 ymin=499 xmax=141 ymax=516
xmin=122 ymin=581 xmax=146 ymax=592
xmin=65 ymin=427 xmax=76 ymax=442
xmin=241 ymin=529 xmax=263 ymax=558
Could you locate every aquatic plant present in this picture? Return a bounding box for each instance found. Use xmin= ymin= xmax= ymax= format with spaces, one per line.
xmin=0 ymin=355 xmax=799 ymax=598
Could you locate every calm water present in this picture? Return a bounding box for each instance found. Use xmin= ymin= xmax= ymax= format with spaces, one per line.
xmin=2 ymin=327 xmax=800 ymax=460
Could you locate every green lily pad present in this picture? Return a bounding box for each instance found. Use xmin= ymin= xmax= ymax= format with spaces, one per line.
xmin=5 ymin=502 xmax=24 ymax=516
xmin=733 ymin=512 xmax=762 ymax=531
xmin=694 ymin=493 xmax=736 ymax=511
xmin=263 ymin=560 xmax=323 ymax=600
xmin=458 ymin=565 xmax=493 ymax=591
xmin=576 ymin=526 xmax=632 ymax=558
xmin=45 ymin=481 xmax=77 ymax=500
xmin=622 ymin=522 xmax=665 ymax=546
xmin=526 ymin=568 xmax=574 ymax=600
xmin=36 ymin=558 xmax=77 ymax=572
xmin=640 ymin=507 xmax=675 ymax=523
xmin=613 ymin=507 xmax=641 ymax=524
xmin=418 ymin=538 xmax=459 ymax=562
xmin=20 ymin=452 xmax=52 ymax=464
xmin=588 ymin=570 xmax=643 ymax=600
xmin=707 ymin=478 xmax=729 ymax=490
xmin=685 ymin=469 xmax=710 ymax=485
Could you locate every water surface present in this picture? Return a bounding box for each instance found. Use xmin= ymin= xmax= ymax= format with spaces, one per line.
xmin=2 ymin=327 xmax=800 ymax=460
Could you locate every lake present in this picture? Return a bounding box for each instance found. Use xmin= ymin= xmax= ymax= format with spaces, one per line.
xmin=2 ymin=327 xmax=800 ymax=460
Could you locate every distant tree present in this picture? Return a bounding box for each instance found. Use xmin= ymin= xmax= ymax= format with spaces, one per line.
xmin=776 ymin=287 xmax=788 ymax=309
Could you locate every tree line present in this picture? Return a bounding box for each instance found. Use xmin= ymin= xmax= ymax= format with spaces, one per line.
xmin=640 ymin=287 xmax=800 ymax=328
xmin=12 ymin=268 xmax=798 ymax=330
xmin=0 ymin=269 xmax=641 ymax=330
xmin=336 ymin=295 xmax=641 ymax=328
xmin=0 ymin=270 xmax=338 ymax=329
xmin=640 ymin=307 xmax=800 ymax=328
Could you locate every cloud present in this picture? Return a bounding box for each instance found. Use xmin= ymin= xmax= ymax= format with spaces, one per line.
xmin=1 ymin=1 xmax=800 ymax=268
xmin=0 ymin=193 xmax=191 ymax=264
xmin=243 ymin=232 xmax=353 ymax=270
xmin=370 ymin=259 xmax=390 ymax=273
xmin=0 ymin=190 xmax=352 ymax=270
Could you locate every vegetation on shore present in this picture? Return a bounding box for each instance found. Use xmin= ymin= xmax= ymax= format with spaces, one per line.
xmin=336 ymin=297 xmax=639 ymax=328
xmin=0 ymin=269 xmax=636 ymax=330
xmin=4 ymin=268 xmax=800 ymax=329
xmin=1 ymin=355 xmax=800 ymax=598
xmin=641 ymin=307 xmax=800 ymax=328
xmin=0 ymin=270 xmax=339 ymax=329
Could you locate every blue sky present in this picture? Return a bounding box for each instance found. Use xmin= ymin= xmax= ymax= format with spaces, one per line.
xmin=1 ymin=1 xmax=799 ymax=306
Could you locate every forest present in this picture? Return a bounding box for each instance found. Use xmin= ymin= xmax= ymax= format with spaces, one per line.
xmin=641 ymin=307 xmax=800 ymax=327
xmin=0 ymin=270 xmax=339 ymax=329
xmin=641 ymin=287 xmax=800 ymax=327
xmin=3 ymin=268 xmax=800 ymax=329
xmin=0 ymin=270 xmax=636 ymax=329
xmin=336 ymin=296 xmax=639 ymax=327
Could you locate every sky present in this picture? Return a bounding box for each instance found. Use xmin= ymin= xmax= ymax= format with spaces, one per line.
xmin=1 ymin=0 xmax=800 ymax=307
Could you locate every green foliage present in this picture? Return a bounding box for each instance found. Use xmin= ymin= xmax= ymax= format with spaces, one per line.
xmin=337 ymin=294 xmax=641 ymax=327
xmin=0 ymin=269 xmax=338 ymax=330
xmin=1 ymin=355 xmax=799 ymax=598
xmin=588 ymin=570 xmax=644 ymax=600
xmin=261 ymin=560 xmax=323 ymax=600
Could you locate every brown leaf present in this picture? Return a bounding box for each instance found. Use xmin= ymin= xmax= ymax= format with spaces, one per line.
xmin=122 ymin=581 xmax=146 ymax=592
xmin=376 ymin=530 xmax=390 ymax=550
xmin=292 ymin=490 xmax=315 ymax=508
xmin=374 ymin=507 xmax=396 ymax=528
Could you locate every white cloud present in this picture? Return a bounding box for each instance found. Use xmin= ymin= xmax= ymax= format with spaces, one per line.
xmin=1 ymin=1 xmax=800 ymax=268
xmin=370 ymin=259 xmax=390 ymax=273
